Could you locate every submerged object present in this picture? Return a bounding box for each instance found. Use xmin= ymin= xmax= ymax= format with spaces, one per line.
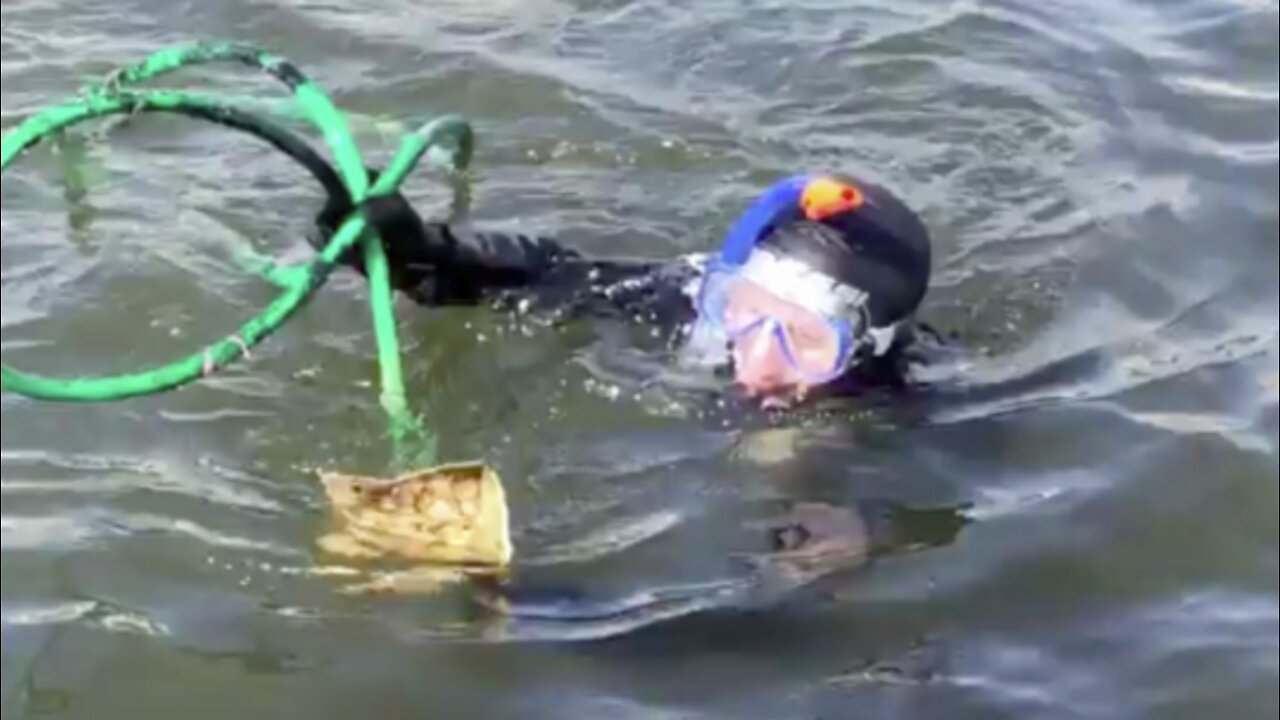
xmin=319 ymin=462 xmax=513 ymax=572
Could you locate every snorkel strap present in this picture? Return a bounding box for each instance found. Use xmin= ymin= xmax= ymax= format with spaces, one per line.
xmin=718 ymin=175 xmax=809 ymax=267
xmin=737 ymin=249 xmax=869 ymax=321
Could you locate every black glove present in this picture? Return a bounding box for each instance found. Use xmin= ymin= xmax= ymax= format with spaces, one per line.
xmin=313 ymin=170 xmax=580 ymax=306
xmin=312 ymin=171 xmax=446 ymax=268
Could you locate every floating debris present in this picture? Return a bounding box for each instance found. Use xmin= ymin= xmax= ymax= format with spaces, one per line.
xmin=317 ymin=462 xmax=512 ymax=595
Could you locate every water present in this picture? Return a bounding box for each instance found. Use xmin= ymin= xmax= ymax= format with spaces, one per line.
xmin=2 ymin=0 xmax=1276 ymax=718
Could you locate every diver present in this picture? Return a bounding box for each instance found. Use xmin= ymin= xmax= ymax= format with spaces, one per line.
xmin=315 ymin=173 xmax=938 ymax=411
xmin=312 ymin=174 xmax=963 ymax=634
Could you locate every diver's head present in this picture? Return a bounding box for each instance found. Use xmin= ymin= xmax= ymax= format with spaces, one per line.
xmin=697 ymin=175 xmax=932 ymax=404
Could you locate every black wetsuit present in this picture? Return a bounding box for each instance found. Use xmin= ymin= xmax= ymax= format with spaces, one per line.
xmin=316 ymin=193 xmax=934 ymax=400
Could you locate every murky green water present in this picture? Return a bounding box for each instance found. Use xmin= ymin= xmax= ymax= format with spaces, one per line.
xmin=3 ymin=1 xmax=1277 ymax=718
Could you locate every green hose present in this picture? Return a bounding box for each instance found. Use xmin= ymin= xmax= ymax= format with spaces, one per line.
xmin=1 ymin=42 xmax=473 ymax=468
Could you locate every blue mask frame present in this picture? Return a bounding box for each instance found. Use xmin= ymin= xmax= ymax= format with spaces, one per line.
xmin=693 ymin=267 xmax=863 ymax=384
xmin=717 ymin=175 xmax=810 ymax=268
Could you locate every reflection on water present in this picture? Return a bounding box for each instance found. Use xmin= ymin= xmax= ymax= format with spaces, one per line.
xmin=467 ymin=501 xmax=969 ymax=643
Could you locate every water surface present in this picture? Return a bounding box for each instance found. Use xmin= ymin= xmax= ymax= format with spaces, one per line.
xmin=3 ymin=1 xmax=1277 ymax=718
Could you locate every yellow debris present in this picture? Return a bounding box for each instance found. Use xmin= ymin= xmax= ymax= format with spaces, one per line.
xmin=318 ymin=462 xmax=513 ymax=586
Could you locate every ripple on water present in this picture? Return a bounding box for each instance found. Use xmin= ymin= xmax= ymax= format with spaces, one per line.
xmin=1054 ymin=592 xmax=1279 ymax=717
xmin=0 ymin=23 xmax=34 ymax=67
xmin=0 ymin=511 xmax=299 ymax=558
xmin=1 ymin=601 xmax=169 ymax=638
xmin=815 ymin=589 xmax=1275 ymax=718
xmin=1158 ymin=2 xmax=1280 ymax=60
xmin=0 ymin=514 xmax=115 ymax=552
xmin=1172 ymin=74 xmax=1280 ymax=105
xmin=0 ymin=450 xmax=286 ymax=514
xmin=156 ymin=408 xmax=275 ymax=425
xmin=524 ymin=509 xmax=687 ymax=567
xmin=931 ymin=277 xmax=1279 ymax=426
xmin=1 ymin=602 xmax=98 ymax=628
xmin=534 ymin=695 xmax=698 ymax=720
xmin=1121 ymin=409 xmax=1272 ymax=454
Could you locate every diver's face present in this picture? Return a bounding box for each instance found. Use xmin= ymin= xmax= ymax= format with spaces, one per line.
xmin=723 ymin=280 xmax=843 ymax=404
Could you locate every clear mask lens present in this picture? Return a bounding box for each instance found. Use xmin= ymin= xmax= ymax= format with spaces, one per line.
xmin=696 ymin=268 xmax=859 ymax=383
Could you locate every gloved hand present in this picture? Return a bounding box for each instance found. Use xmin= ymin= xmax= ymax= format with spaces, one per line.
xmin=311 ymin=170 xmax=453 ymax=292
xmin=312 ymin=172 xmax=580 ymax=306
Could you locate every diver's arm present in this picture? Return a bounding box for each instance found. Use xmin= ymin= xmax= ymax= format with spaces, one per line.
xmin=314 ymin=190 xmax=690 ymax=325
xmin=412 ymin=223 xmax=700 ymax=338
xmin=313 ymin=189 xmax=584 ymax=303
xmin=390 ymin=219 xmax=591 ymax=307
